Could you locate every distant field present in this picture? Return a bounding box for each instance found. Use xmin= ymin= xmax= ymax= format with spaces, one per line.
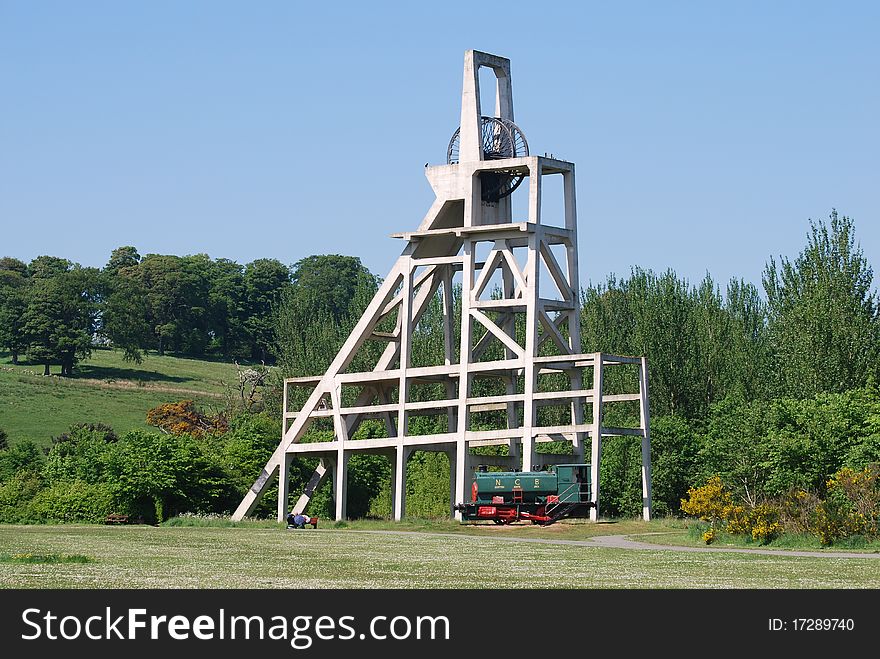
xmin=1 ymin=348 xmax=241 ymax=394
xmin=2 ymin=522 xmax=879 ymax=589
xmin=0 ymin=349 xmax=255 ymax=447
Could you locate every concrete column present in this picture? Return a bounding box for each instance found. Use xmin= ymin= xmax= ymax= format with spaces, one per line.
xmin=459 ymin=51 xmax=482 ymax=163
xmin=292 ymin=458 xmax=329 ymax=515
xmin=639 ymin=357 xmax=653 ymax=521
xmin=455 ymin=238 xmax=475 ymax=519
xmin=561 ymin=169 xmax=586 ymax=461
xmin=521 ymin=224 xmax=541 ymax=472
xmin=590 ymin=353 xmax=604 ymax=521
xmin=455 ymin=441 xmax=468 ymax=521
xmin=398 ymin=258 xmax=413 ymax=439
xmin=446 ymin=449 xmax=457 ymax=518
xmin=393 ymin=446 xmax=410 ymax=521
xmin=493 ymin=60 xmax=514 ymax=121
xmin=277 ymin=454 xmax=290 ymax=523
xmin=500 ymin=249 xmax=520 ymax=464
xmin=331 ymin=454 xmax=349 ymax=522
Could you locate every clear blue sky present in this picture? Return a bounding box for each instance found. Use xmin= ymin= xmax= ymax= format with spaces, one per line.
xmin=1 ymin=1 xmax=877 ymax=291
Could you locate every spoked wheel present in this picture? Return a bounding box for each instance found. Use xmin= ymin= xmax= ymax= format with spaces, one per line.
xmin=446 ymin=116 xmax=529 ymax=203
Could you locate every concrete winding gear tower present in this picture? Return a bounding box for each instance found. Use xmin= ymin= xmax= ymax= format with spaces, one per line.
xmin=231 ymin=50 xmax=652 ymax=524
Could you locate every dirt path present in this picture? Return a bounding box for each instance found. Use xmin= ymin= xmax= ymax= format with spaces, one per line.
xmin=347 ymin=529 xmax=880 ymax=559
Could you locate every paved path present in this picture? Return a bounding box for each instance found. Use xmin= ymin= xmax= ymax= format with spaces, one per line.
xmin=347 ymin=529 xmax=880 ymax=559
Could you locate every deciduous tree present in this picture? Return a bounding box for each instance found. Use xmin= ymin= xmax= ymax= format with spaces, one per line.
xmin=764 ymin=211 xmax=878 ymax=397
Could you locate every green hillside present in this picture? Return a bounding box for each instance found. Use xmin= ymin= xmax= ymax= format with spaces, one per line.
xmin=0 ymin=349 xmax=259 ymax=448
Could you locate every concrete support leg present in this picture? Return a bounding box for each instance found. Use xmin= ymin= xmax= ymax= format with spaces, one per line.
xmin=639 ymin=357 xmax=652 ymax=522
xmin=590 ymin=353 xmax=604 ymax=521
xmin=590 ymin=435 xmax=602 ymax=521
xmin=454 ymin=441 xmax=468 ymax=521
xmin=332 ymin=453 xmax=349 ymax=522
xmin=387 ymin=452 xmax=397 ymax=519
xmin=641 ymin=435 xmax=652 ymax=522
xmin=393 ymin=446 xmax=411 ymax=521
xmin=292 ymin=458 xmax=330 ymax=515
xmin=277 ymin=454 xmax=290 ymax=523
xmin=446 ymin=449 xmax=457 ymax=518
xmin=521 ymin=431 xmax=534 ymax=471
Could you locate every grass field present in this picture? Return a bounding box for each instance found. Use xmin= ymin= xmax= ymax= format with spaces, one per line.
xmin=0 ymin=349 xmax=249 ymax=447
xmin=2 ymin=521 xmax=880 ymax=589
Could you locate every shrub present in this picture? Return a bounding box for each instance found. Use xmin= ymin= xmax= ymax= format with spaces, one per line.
xmin=0 ymin=471 xmax=44 ymax=523
xmin=29 ymin=481 xmax=117 ymax=523
xmin=810 ymin=466 xmax=880 ymax=545
xmin=681 ymin=476 xmax=782 ymax=544
xmin=779 ymin=489 xmax=821 ymax=535
xmin=146 ymin=400 xmax=227 ymax=437
xmin=0 ymin=440 xmax=45 ymax=481
xmin=747 ymin=503 xmax=783 ymax=543
xmin=43 ymin=424 xmax=117 ymax=485
xmin=681 ymin=477 xmax=731 ymax=525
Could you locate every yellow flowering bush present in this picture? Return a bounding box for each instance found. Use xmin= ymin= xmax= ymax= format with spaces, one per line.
xmin=681 ymin=476 xmax=730 ymax=522
xmin=747 ymin=503 xmax=782 ymax=543
xmin=683 ymin=465 xmax=880 ymax=546
xmin=681 ymin=476 xmax=736 ymax=543
xmin=810 ymin=466 xmax=880 ymax=545
xmin=681 ymin=476 xmax=782 ymax=544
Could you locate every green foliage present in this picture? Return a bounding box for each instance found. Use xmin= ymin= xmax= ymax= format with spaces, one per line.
xmin=103 ymin=429 xmax=234 ymax=522
xmin=102 ymin=273 xmax=151 ymax=363
xmin=216 ymin=413 xmax=280 ymax=496
xmin=43 ymin=424 xmax=117 ymax=484
xmin=22 ymin=263 xmax=99 ymax=375
xmin=274 ymin=255 xmax=379 ymax=384
xmin=0 ymin=259 xmax=30 ymax=364
xmin=29 ymin=481 xmax=117 ymax=523
xmin=404 ymin=452 xmax=451 ymax=518
xmin=0 ymin=439 xmax=44 ymax=481
xmin=764 ymin=210 xmax=879 ymax=397
xmin=0 ymin=471 xmax=44 ymax=523
xmin=598 ymin=436 xmax=643 ymax=518
xmin=580 ymin=269 xmax=768 ymax=419
xmin=24 ymin=423 xmax=239 ymax=523
xmin=698 ymin=387 xmax=880 ymax=507
xmin=105 ymin=246 xmax=141 ymax=275
xmin=289 ymin=255 xmax=377 ymax=320
xmin=811 ymin=465 xmax=880 ymax=545
xmin=648 ymin=416 xmax=701 ymax=516
xmin=243 ymin=258 xmax=291 ymax=362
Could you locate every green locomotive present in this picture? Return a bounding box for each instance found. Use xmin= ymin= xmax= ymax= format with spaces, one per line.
xmin=454 ymin=464 xmax=595 ymax=524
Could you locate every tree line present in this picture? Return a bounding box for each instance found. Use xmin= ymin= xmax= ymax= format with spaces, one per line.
xmin=0 ymin=248 xmax=355 ymax=373
xmin=1 ymin=210 xmax=879 ymax=532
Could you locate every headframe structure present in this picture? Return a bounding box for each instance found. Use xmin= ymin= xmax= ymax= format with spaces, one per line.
xmin=232 ymin=50 xmax=652 ymax=523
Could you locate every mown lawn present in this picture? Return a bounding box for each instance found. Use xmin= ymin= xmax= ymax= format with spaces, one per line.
xmin=2 ymin=523 xmax=879 ymax=589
